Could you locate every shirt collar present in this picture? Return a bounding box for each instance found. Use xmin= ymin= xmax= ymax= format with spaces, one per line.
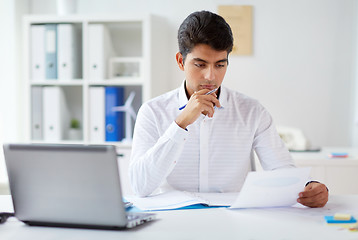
xmin=178 ymin=80 xmax=227 ymax=110
xmin=218 ymin=85 xmax=228 ymax=108
xmin=178 ymin=80 xmax=188 ymax=109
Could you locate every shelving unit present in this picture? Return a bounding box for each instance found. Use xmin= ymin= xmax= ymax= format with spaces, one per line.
xmin=23 ymin=14 xmax=169 ymax=148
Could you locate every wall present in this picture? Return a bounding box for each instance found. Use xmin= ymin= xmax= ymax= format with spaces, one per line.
xmin=224 ymin=0 xmax=357 ymax=148
xmin=0 ymin=0 xmax=14 ymax=187
xmin=0 ymin=0 xmax=29 ymax=191
xmin=2 ymin=0 xmax=358 ymax=148
xmin=353 ymin=2 xmax=358 ymax=147
xmin=0 ymin=1 xmax=17 ymax=146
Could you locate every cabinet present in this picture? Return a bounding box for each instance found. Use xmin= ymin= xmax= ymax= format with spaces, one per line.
xmin=23 ymin=14 xmax=169 ymax=147
xmin=116 ymin=148 xmax=133 ymax=196
xmin=292 ymin=147 xmax=358 ymax=195
xmin=254 ymin=147 xmax=358 ymax=194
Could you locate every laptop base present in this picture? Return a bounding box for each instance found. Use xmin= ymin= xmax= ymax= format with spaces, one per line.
xmin=22 ymin=212 xmax=156 ymax=230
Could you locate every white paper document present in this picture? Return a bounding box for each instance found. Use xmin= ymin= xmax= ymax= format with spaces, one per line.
xmin=230 ymin=167 xmax=311 ymax=209
xmin=126 ymin=168 xmax=311 ymax=211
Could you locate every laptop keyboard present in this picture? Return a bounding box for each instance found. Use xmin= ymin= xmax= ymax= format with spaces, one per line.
xmin=126 ymin=212 xmax=156 ymax=228
xmin=127 ymin=214 xmax=141 ymax=221
xmin=127 ymin=212 xmax=154 ymax=221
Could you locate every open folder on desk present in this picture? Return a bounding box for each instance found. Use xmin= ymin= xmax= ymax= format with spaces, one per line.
xmin=126 ymin=168 xmax=311 ymax=211
xmin=126 ymin=191 xmax=238 ymax=211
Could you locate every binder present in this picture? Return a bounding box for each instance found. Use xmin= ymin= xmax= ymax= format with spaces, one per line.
xmin=45 ymin=24 xmax=58 ymax=79
xmin=31 ymin=86 xmax=43 ymax=140
xmin=57 ymin=24 xmax=80 ymax=80
xmin=88 ymin=24 xmax=115 ymax=81
xmin=105 ymin=87 xmax=125 ymax=141
xmin=43 ymin=87 xmax=69 ymax=141
xmin=31 ymin=25 xmax=46 ymax=81
xmin=89 ymin=87 xmax=105 ymax=142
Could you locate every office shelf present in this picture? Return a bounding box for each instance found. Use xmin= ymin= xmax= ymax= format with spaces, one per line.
xmin=23 ymin=14 xmax=169 ymax=147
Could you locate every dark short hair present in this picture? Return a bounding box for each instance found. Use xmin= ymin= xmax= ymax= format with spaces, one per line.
xmin=178 ymin=10 xmax=233 ymax=62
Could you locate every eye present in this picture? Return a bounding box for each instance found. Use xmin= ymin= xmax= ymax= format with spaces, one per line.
xmin=216 ymin=62 xmax=227 ymax=68
xmin=194 ymin=63 xmax=205 ymax=68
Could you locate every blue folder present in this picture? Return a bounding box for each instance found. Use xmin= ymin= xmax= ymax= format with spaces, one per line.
xmin=127 ymin=204 xmax=228 ymax=213
xmin=105 ymin=87 xmax=125 ymax=141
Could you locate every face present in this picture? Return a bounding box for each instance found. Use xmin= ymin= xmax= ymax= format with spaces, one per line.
xmin=176 ymin=44 xmax=228 ymax=98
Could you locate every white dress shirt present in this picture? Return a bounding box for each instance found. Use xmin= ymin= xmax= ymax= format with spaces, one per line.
xmin=129 ymin=82 xmax=295 ymax=197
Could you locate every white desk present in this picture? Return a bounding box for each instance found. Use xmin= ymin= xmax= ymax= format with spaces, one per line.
xmin=0 ymin=195 xmax=358 ymax=240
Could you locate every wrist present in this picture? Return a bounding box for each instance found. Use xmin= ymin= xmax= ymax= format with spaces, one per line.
xmin=305 ymin=181 xmax=329 ymax=192
xmin=175 ymin=119 xmax=188 ymax=130
xmin=175 ymin=116 xmax=189 ymax=130
xmin=305 ymin=180 xmax=320 ymax=186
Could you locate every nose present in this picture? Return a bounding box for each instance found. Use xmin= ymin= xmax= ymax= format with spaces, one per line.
xmin=204 ymin=66 xmax=215 ymax=81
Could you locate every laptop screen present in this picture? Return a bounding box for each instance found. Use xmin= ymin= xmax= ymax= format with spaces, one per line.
xmin=3 ymin=144 xmax=128 ymax=228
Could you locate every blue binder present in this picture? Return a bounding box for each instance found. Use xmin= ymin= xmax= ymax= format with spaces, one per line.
xmin=105 ymin=87 xmax=125 ymax=141
xmin=45 ymin=24 xmax=57 ymax=79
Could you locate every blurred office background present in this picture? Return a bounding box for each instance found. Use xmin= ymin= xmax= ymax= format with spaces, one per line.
xmin=0 ymin=0 xmax=357 ymax=189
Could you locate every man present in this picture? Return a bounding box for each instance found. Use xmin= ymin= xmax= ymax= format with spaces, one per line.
xmin=129 ymin=10 xmax=328 ymax=208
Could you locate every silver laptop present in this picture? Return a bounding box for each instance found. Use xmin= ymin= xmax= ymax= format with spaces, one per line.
xmin=3 ymin=143 xmax=155 ymax=229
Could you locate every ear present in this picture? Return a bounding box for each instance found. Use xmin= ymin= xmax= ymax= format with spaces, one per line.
xmin=176 ymin=52 xmax=185 ymax=71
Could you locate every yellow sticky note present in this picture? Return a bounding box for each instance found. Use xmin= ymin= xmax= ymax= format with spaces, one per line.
xmin=334 ymin=213 xmax=351 ymax=220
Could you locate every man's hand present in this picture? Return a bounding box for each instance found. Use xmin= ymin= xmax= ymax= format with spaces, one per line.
xmin=297 ymin=182 xmax=329 ymax=208
xmin=175 ymin=89 xmax=221 ymax=129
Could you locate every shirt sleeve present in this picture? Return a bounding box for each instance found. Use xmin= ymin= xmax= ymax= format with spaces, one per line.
xmin=253 ymin=107 xmax=296 ymax=170
xmin=129 ymin=104 xmax=188 ymax=197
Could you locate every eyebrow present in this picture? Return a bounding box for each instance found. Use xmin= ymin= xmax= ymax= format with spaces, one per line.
xmin=193 ymin=58 xmax=228 ymax=63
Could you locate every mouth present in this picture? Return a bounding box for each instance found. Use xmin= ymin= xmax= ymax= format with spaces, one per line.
xmin=200 ymin=85 xmax=216 ymax=90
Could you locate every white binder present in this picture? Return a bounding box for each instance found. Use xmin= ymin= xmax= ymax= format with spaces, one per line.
xmin=31 ymin=25 xmax=46 ymax=81
xmin=57 ymin=24 xmax=80 ymax=80
xmin=43 ymin=87 xmax=69 ymax=141
xmin=45 ymin=24 xmax=58 ymax=79
xmin=88 ymin=24 xmax=115 ymax=81
xmin=31 ymin=87 xmax=43 ymax=140
xmin=89 ymin=87 xmax=105 ymax=142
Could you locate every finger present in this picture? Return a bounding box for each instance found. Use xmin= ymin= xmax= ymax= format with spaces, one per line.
xmin=196 ymin=99 xmax=217 ymax=117
xmin=206 ymin=95 xmax=221 ymax=108
xmin=298 ymin=193 xmax=328 ymax=208
xmin=299 ymin=184 xmax=325 ymax=198
xmin=203 ymin=88 xmax=218 ymax=95
xmin=187 ymin=95 xmax=218 ymax=117
xmin=298 ymin=191 xmax=325 ymax=204
xmin=298 ymin=189 xmax=329 ymax=208
xmin=212 ymin=97 xmax=221 ymax=108
xmin=201 ymin=102 xmax=215 ymax=116
xmin=299 ymin=200 xmax=324 ymax=208
xmin=195 ymin=89 xmax=212 ymax=95
xmin=192 ymin=95 xmax=215 ymax=108
xmin=202 ymin=95 xmax=221 ymax=108
xmin=196 ymin=89 xmax=219 ymax=100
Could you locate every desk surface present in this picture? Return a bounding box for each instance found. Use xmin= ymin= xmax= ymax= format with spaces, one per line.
xmin=0 ymin=195 xmax=358 ymax=240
